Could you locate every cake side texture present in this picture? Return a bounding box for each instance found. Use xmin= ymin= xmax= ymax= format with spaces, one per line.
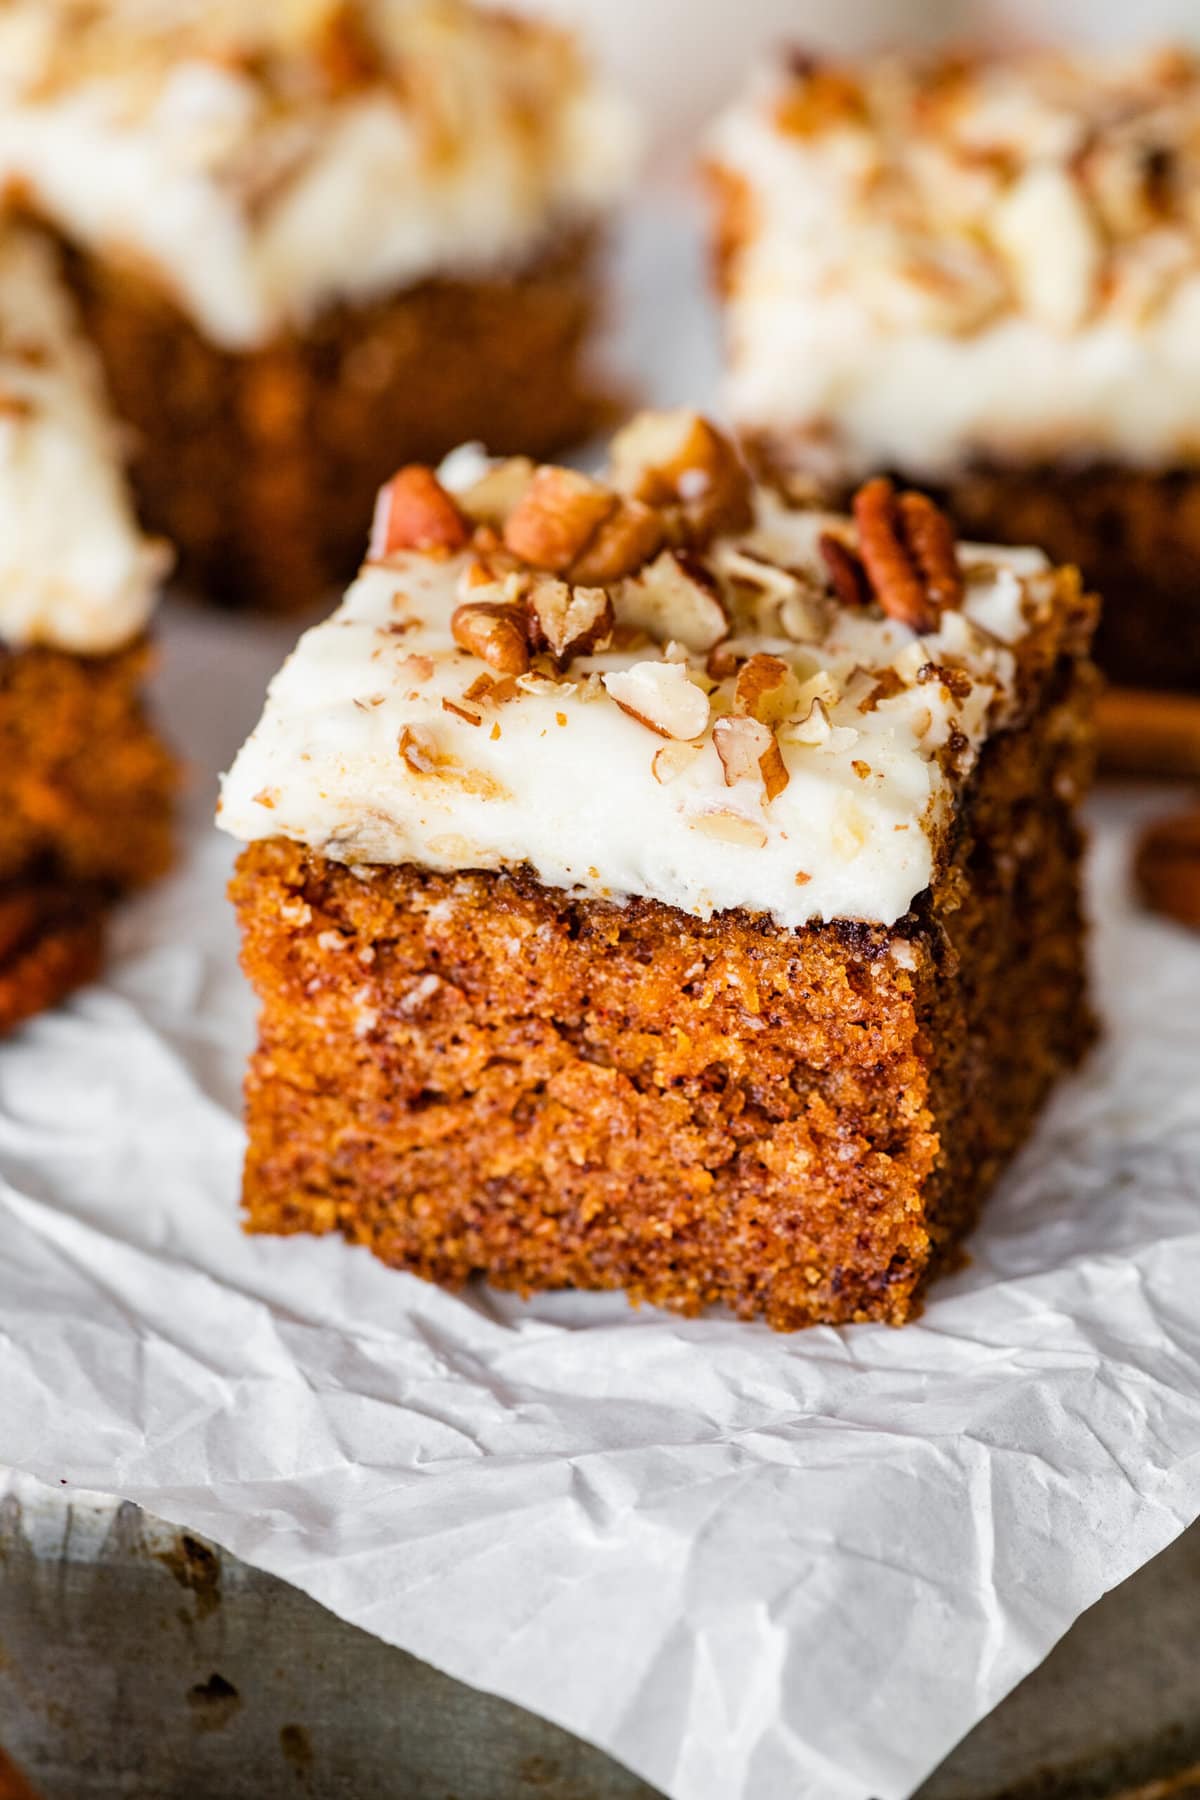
xmin=62 ymin=227 xmax=608 ymax=611
xmin=231 ymin=636 xmax=1093 ymax=1328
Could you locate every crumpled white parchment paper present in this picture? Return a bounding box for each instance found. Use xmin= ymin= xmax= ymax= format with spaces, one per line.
xmin=2 ymin=198 xmax=1200 ymax=1800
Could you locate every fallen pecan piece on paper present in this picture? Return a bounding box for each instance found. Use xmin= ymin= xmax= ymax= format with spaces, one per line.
xmin=1135 ymin=806 xmax=1200 ymax=931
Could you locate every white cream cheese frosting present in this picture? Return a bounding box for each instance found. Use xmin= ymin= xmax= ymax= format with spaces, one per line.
xmin=0 ymin=226 xmax=166 ymax=654
xmin=219 ymin=431 xmax=1060 ymax=930
xmin=709 ymin=46 xmax=1200 ymax=479
xmin=0 ymin=0 xmax=636 ymax=350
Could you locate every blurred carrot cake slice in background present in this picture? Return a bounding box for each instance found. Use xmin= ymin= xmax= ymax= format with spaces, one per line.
xmin=220 ymin=410 xmax=1096 ymax=1329
xmin=0 ymin=0 xmax=636 ymax=611
xmin=707 ymin=44 xmax=1200 ymax=692
xmin=0 ymin=225 xmax=174 ymax=1034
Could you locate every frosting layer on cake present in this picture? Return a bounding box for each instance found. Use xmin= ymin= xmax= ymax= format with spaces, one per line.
xmin=0 ymin=0 xmax=635 ymax=349
xmin=219 ymin=417 xmax=1064 ymax=929
xmin=710 ymin=46 xmax=1200 ymax=479
xmin=0 ymin=226 xmax=166 ymax=653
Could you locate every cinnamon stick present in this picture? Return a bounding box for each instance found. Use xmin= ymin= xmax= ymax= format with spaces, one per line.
xmin=1097 ymin=687 xmax=1200 ymax=779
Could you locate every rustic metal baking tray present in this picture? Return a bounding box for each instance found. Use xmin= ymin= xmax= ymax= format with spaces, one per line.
xmin=2 ymin=1485 xmax=1198 ymax=1799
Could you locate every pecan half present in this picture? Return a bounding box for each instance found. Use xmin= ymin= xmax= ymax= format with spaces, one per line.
xmin=818 ymin=531 xmax=869 ymax=608
xmin=1135 ymin=807 xmax=1200 ymax=931
xmin=851 ymin=477 xmax=961 ymax=632
xmin=370 ymin=466 xmax=469 ymax=558
xmin=450 ymin=602 xmax=531 ymax=676
xmin=896 ymin=491 xmax=964 ymax=613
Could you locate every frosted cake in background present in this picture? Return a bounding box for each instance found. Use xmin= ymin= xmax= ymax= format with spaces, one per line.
xmin=0 ymin=225 xmax=174 ymax=1032
xmin=0 ymin=0 xmax=635 ymax=610
xmin=707 ymin=44 xmax=1200 ymax=690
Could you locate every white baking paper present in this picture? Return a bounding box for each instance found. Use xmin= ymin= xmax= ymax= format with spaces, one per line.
xmin=3 ymin=196 xmax=1200 ymax=1800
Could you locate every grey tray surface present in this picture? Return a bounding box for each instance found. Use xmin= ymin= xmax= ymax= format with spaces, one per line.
xmin=2 ymin=1492 xmax=1198 ymax=1800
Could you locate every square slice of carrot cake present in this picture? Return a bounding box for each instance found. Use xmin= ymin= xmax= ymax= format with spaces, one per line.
xmin=220 ymin=412 xmax=1096 ymax=1328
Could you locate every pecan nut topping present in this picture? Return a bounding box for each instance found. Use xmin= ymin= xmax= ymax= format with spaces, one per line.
xmin=851 ymin=476 xmax=962 ymax=632
xmin=818 ymin=531 xmax=869 ymax=608
xmin=370 ymin=466 xmax=469 ymax=559
xmin=450 ymin=602 xmax=532 ymax=676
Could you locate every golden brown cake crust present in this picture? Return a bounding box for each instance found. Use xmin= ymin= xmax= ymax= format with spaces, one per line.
xmin=0 ymin=637 xmax=175 ymax=1030
xmin=231 ymin=634 xmax=1095 ymax=1330
xmin=57 ymin=231 xmax=610 ymax=613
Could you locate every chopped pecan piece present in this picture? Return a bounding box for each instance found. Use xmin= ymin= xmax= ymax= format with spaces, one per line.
xmin=774 ymin=65 xmax=865 ymax=137
xmin=690 ymin=809 xmax=769 ymax=849
xmin=316 ymin=3 xmax=383 ymax=90
xmin=713 ymin=715 xmax=790 ymax=801
xmin=602 ymin=661 xmax=710 ymax=740
xmin=397 ymin=724 xmax=438 ymax=773
xmin=503 ymin=467 xmax=617 ymax=572
xmin=734 ymin=652 xmax=800 ymax=726
xmin=370 ymin=466 xmax=469 ymax=558
xmin=706 ymin=642 xmax=742 ymax=681
xmin=652 ymin=741 xmax=702 ymax=784
xmin=896 ymin=492 xmax=964 ymax=613
xmin=609 ymin=410 xmax=753 ymax=542
xmin=1135 ymin=807 xmax=1200 ymax=931
xmin=852 ymin=477 xmax=961 ymax=632
xmin=450 ymin=602 xmax=531 ymax=676
xmin=818 ymin=531 xmax=870 ymax=608
xmin=455 ymin=456 xmax=536 ymax=529
xmin=616 ymin=549 xmax=729 ymax=652
xmin=442 ymin=697 xmax=482 ymax=726
xmin=568 ymin=499 xmax=665 ymax=584
xmin=526 ymin=578 xmax=614 ymax=662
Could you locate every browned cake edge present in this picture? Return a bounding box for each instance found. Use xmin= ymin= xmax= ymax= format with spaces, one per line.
xmin=0 ymin=638 xmax=176 ymax=1030
xmin=230 ymin=623 xmax=1095 ymax=1330
xmin=53 ymin=229 xmax=612 ymax=614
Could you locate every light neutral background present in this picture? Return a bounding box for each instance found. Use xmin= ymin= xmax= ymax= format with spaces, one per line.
xmin=514 ymin=0 xmax=1200 ymax=154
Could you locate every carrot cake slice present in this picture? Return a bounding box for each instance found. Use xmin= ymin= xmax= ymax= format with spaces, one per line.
xmin=0 ymin=0 xmax=635 ymax=611
xmin=220 ymin=411 xmax=1096 ymax=1329
xmin=707 ymin=44 xmax=1200 ymax=692
xmin=0 ymin=225 xmax=174 ymax=1034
